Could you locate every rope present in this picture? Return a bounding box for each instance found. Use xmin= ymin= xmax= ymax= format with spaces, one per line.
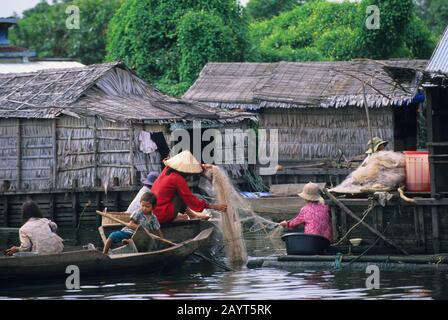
xmin=334 ymin=200 xmax=376 ymax=246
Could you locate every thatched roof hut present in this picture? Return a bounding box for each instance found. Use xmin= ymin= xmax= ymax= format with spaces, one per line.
xmin=0 ymin=62 xmax=252 ymax=191
xmin=184 ymin=59 xmax=427 ymax=163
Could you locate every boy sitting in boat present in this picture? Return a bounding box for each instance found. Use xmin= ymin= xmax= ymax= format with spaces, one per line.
xmin=279 ymin=182 xmax=333 ymax=242
xmin=5 ymin=201 xmax=64 ymax=256
xmin=103 ymin=192 xmax=162 ymax=254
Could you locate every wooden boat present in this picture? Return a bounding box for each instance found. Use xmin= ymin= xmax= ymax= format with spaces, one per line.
xmin=243 ymin=183 xmax=326 ymax=221
xmin=0 ymin=219 xmax=214 ymax=281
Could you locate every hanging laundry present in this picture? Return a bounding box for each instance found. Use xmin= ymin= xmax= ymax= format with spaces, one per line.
xmin=151 ymin=132 xmax=170 ymax=160
xmin=139 ymin=131 xmax=158 ymax=154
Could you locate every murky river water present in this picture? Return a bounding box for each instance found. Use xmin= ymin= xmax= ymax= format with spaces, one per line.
xmin=1 ymin=227 xmax=447 ymax=300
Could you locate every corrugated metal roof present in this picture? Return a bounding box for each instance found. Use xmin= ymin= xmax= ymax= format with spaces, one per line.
xmin=0 ymin=61 xmax=85 ymax=73
xmin=426 ymin=26 xmax=448 ymax=75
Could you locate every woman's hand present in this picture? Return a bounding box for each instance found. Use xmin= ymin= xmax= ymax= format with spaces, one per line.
xmin=279 ymin=220 xmax=288 ymax=228
xmin=210 ymin=203 xmax=227 ymax=212
xmin=201 ymin=164 xmax=214 ymax=170
xmin=5 ymin=246 xmax=20 ymax=256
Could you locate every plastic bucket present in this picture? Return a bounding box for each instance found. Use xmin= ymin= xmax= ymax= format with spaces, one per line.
xmin=281 ymin=233 xmax=330 ymax=255
xmin=403 ymin=151 xmax=430 ymax=192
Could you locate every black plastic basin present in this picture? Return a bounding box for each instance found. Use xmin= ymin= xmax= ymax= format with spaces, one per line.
xmin=281 ymin=233 xmax=330 ymax=255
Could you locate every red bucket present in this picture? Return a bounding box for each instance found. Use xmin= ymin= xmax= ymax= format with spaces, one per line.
xmin=403 ymin=151 xmax=430 ymax=192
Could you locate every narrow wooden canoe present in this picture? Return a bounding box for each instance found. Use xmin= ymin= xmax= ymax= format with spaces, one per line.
xmin=0 ymin=220 xmax=214 ymax=281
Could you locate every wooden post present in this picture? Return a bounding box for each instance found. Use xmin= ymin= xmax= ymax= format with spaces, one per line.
xmin=129 ymin=125 xmax=135 ymax=185
xmin=413 ymin=207 xmax=421 ymax=246
xmin=323 ymin=189 xmax=409 ymax=255
xmin=72 ymin=193 xmax=79 ymax=228
xmin=3 ymin=196 xmax=9 ymax=227
xmin=114 ymin=192 xmax=120 ymax=212
xmin=331 ymin=207 xmax=338 ymax=242
xmin=417 ymin=206 xmax=427 ymax=251
xmin=376 ymin=207 xmax=384 ymax=246
xmin=52 ymin=119 xmax=58 ymax=189
xmin=340 ymin=207 xmax=348 ymax=245
xmin=16 ymin=119 xmax=21 ymax=190
xmin=96 ymin=192 xmax=102 ymax=226
xmin=431 ymin=206 xmax=440 ymax=253
xmin=49 ymin=193 xmax=56 ymax=221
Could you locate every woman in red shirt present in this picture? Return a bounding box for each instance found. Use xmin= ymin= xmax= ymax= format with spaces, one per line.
xmin=151 ymin=150 xmax=227 ymax=224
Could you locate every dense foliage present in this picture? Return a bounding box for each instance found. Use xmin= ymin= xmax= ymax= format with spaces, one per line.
xmin=415 ymin=0 xmax=448 ymax=36
xmin=106 ymin=0 xmax=248 ymax=96
xmin=10 ymin=0 xmax=122 ymax=65
xmin=246 ymin=0 xmax=299 ymax=21
xmin=248 ymin=0 xmax=437 ymax=62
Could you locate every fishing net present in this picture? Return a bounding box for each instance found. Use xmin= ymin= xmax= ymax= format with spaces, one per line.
xmin=210 ymin=166 xmax=284 ymax=267
xmin=330 ymin=151 xmax=405 ymax=194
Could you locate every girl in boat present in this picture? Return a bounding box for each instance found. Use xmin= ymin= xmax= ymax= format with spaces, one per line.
xmin=103 ymin=191 xmax=162 ymax=254
xmin=5 ymin=201 xmax=64 ymax=256
xmin=279 ymin=182 xmax=333 ymax=242
xmin=150 ymin=150 xmax=227 ymax=224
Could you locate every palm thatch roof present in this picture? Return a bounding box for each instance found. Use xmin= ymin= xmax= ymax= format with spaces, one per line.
xmin=183 ymin=59 xmax=427 ymax=110
xmin=0 ymin=62 xmax=251 ymax=123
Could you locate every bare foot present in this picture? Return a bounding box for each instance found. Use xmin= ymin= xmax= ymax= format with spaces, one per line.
xmin=173 ymin=213 xmax=190 ymax=221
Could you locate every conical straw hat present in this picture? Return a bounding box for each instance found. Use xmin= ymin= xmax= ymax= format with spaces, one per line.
xmin=163 ymin=150 xmax=203 ymax=173
xmin=298 ymin=182 xmax=324 ymax=203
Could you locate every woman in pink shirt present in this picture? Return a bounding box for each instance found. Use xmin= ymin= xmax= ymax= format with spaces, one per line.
xmin=280 ymin=182 xmax=333 ymax=242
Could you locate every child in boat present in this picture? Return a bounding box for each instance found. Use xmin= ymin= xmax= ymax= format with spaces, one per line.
xmin=103 ymin=191 xmax=163 ymax=254
xmin=279 ymin=182 xmax=333 ymax=242
xmin=5 ymin=201 xmax=64 ymax=256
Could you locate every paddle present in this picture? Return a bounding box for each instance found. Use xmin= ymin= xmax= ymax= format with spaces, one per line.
xmin=96 ymin=211 xmax=234 ymax=271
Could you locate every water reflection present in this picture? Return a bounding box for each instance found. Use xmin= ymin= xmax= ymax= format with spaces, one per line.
xmin=1 ymin=228 xmax=447 ymax=300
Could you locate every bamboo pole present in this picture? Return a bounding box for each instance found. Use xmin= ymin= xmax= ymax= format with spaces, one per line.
xmin=323 ymin=189 xmax=409 ymax=255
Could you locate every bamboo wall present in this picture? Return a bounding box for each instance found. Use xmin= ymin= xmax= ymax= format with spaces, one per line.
xmin=0 ymin=116 xmax=170 ymax=192
xmin=259 ymin=107 xmax=394 ymax=162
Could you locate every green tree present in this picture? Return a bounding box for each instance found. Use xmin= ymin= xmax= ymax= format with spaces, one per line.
xmin=106 ymin=0 xmax=248 ymax=95
xmin=177 ymin=11 xmax=238 ymax=83
xmin=415 ymin=0 xmax=448 ymax=36
xmin=9 ymin=0 xmax=122 ymax=64
xmin=246 ymin=0 xmax=299 ymax=21
xmin=355 ymin=0 xmax=415 ymax=59
xmin=248 ymin=0 xmax=436 ymax=62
